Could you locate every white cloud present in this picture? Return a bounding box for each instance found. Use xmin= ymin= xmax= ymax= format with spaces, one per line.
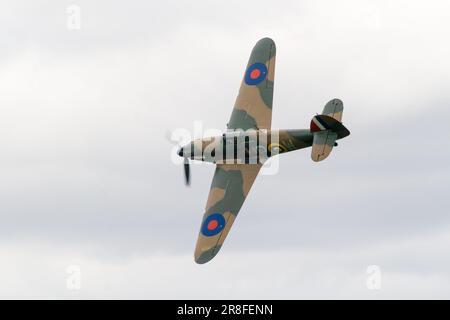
xmin=2 ymin=228 xmax=450 ymax=299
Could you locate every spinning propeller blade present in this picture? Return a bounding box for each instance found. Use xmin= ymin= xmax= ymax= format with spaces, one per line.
xmin=183 ymin=158 xmax=191 ymax=186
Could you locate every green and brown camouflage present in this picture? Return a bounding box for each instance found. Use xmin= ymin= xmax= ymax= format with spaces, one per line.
xmin=194 ymin=163 xmax=261 ymax=264
xmin=177 ymin=38 xmax=350 ymax=264
xmin=228 ymin=37 xmax=276 ymax=131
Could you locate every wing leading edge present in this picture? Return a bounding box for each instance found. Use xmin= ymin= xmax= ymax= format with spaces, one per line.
xmin=194 ymin=164 xmax=261 ymax=264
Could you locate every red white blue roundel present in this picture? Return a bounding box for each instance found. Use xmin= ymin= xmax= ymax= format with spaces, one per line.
xmin=201 ymin=213 xmax=226 ymax=237
xmin=244 ymin=62 xmax=268 ymax=85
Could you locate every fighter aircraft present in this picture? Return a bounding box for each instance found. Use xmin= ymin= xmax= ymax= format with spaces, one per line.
xmin=177 ymin=38 xmax=350 ymax=264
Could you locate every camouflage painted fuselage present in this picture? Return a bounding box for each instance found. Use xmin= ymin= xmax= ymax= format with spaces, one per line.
xmin=179 ymin=129 xmax=313 ymax=164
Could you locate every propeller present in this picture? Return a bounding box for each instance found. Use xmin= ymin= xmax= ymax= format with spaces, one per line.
xmin=183 ymin=157 xmax=191 ymax=186
xmin=168 ymin=130 xmax=192 ymax=187
xmin=178 ymin=147 xmax=191 ymax=186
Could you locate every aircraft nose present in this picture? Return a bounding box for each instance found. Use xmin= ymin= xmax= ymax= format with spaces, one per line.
xmin=177 ymin=147 xmax=184 ymax=157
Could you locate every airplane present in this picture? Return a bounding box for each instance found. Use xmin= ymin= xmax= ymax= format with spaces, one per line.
xmin=177 ymin=37 xmax=350 ymax=264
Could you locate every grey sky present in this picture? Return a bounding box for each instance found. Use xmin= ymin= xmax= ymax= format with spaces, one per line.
xmin=1 ymin=0 xmax=450 ymax=298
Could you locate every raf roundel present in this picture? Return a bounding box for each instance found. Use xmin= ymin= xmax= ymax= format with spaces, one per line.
xmin=201 ymin=213 xmax=226 ymax=237
xmin=244 ymin=62 xmax=268 ymax=85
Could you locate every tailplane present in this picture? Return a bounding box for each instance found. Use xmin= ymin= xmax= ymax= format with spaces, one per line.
xmin=322 ymin=98 xmax=343 ymax=122
xmin=310 ymin=99 xmax=350 ymax=162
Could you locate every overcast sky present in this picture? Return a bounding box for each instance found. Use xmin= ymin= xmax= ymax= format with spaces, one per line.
xmin=1 ymin=0 xmax=450 ymax=299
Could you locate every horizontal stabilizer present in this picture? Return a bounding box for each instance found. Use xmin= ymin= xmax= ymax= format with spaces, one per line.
xmin=322 ymin=99 xmax=343 ymax=122
xmin=311 ymin=131 xmax=337 ymax=162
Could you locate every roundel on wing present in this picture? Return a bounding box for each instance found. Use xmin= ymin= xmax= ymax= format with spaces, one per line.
xmin=201 ymin=213 xmax=226 ymax=237
xmin=244 ymin=62 xmax=268 ymax=85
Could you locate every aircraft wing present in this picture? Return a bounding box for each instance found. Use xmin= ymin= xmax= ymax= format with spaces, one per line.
xmin=194 ymin=164 xmax=262 ymax=264
xmin=227 ymin=38 xmax=276 ymax=131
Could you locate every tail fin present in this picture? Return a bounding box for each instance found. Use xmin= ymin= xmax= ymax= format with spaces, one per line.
xmin=310 ymin=99 xmax=350 ymax=162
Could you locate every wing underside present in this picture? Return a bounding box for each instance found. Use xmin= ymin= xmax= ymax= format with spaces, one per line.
xmin=194 ymin=38 xmax=275 ymax=264
xmin=227 ymin=38 xmax=276 ymax=131
xmin=194 ymin=164 xmax=261 ymax=264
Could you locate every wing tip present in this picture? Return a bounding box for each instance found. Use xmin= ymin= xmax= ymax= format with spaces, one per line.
xmin=258 ymin=36 xmax=275 ymax=43
xmin=194 ymin=245 xmax=222 ymax=264
xmin=254 ymin=37 xmax=276 ymax=52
